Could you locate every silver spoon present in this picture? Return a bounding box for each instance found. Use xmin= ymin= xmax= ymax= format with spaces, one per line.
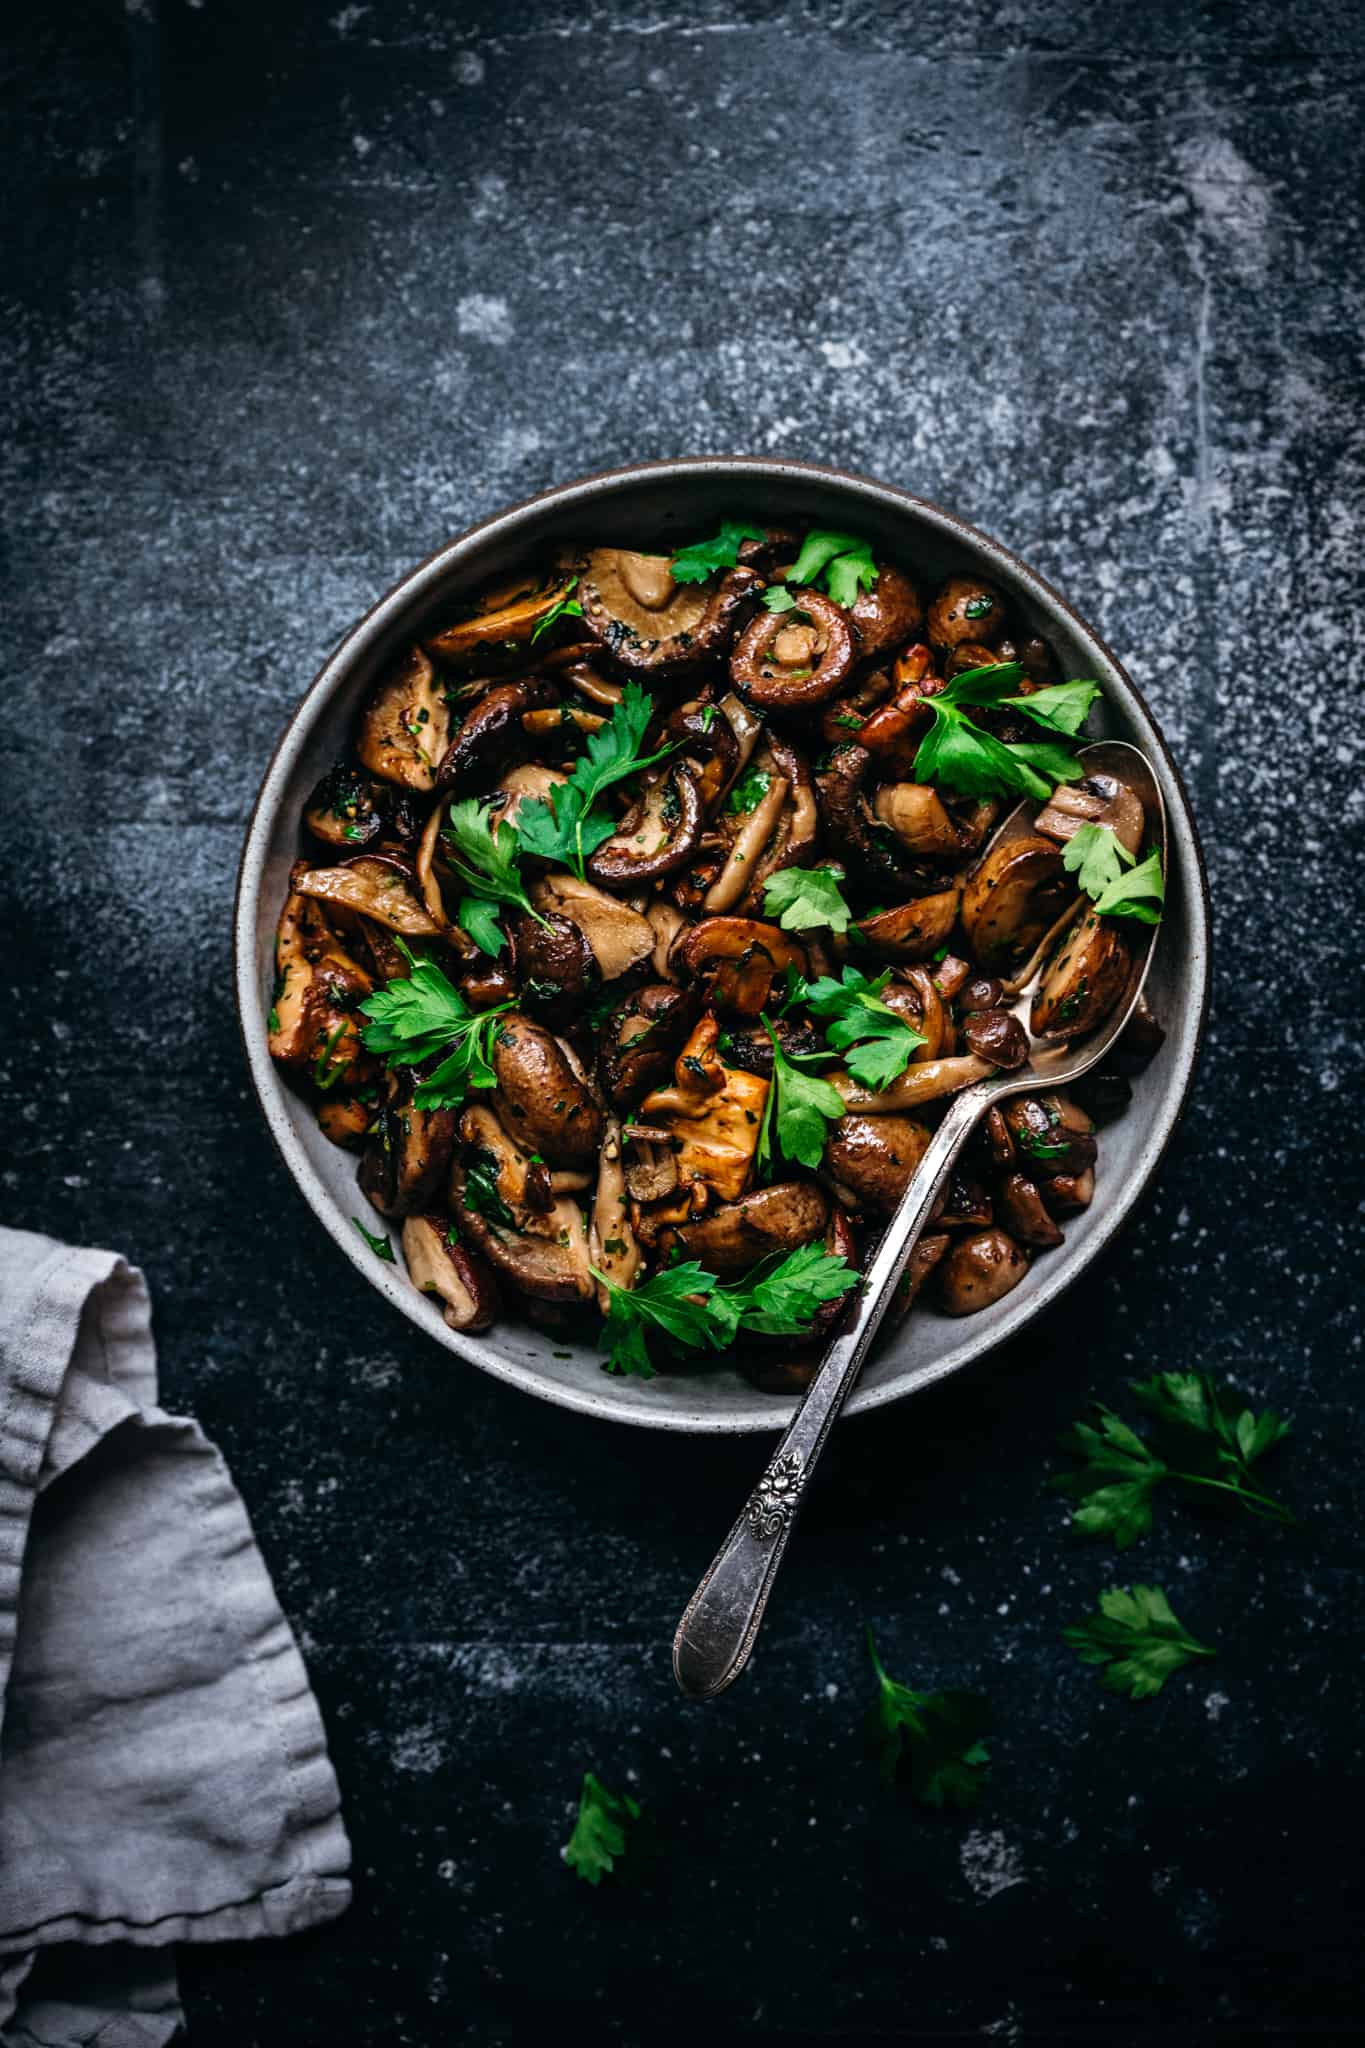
xmin=672 ymin=741 xmax=1166 ymax=1700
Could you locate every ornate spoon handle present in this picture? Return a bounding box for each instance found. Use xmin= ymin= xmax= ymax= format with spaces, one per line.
xmin=672 ymin=1087 xmax=987 ymax=1699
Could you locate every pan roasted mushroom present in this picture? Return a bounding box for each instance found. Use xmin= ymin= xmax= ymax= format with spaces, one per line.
xmin=268 ymin=515 xmax=1166 ymax=1385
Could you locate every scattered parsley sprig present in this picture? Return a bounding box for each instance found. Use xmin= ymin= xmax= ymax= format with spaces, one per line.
xmin=1062 ymin=824 xmax=1165 ymax=924
xmin=443 ymin=798 xmax=547 ymax=956
xmin=1064 ymin=1585 xmax=1215 ymax=1699
xmin=765 ymin=529 xmax=879 ymax=611
xmin=359 ymin=943 xmax=512 ymax=1110
xmin=352 ymin=1216 xmax=395 ymax=1262
xmin=1054 ymin=1372 xmax=1294 ymax=1547
xmin=562 ymin=1772 xmax=641 ymax=1884
xmin=865 ymin=1629 xmax=992 ymax=1807
xmin=669 ymin=521 xmax=766 ymax=584
xmin=530 ymin=576 xmax=584 ymax=643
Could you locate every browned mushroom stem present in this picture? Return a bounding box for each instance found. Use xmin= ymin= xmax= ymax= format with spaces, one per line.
xmin=819 ymin=663 xmax=898 ymax=748
xmin=937 ymin=1228 xmax=1028 ymax=1314
xmin=813 ymin=743 xmax=938 ymax=894
xmin=1040 ymin=1167 xmax=1095 ymax=1217
xmin=401 ymin=1215 xmax=502 ymax=1331
xmin=847 ymin=562 xmax=925 ymax=663
xmin=576 ymin=548 xmax=762 ymax=678
xmin=356 ymin=646 xmax=453 ymax=792
xmin=506 ymin=908 xmax=600 ymax=1032
xmin=1031 ymin=914 xmax=1131 ymax=1039
xmin=1034 ymin=771 xmax=1145 ymax=856
xmin=452 ymin=1105 xmax=595 ymax=1302
xmin=702 ymin=768 xmax=790 ymax=913
xmin=733 ymin=732 xmax=821 ymax=913
xmin=489 ymin=1011 xmax=604 ymax=1168
xmin=304 ymin=763 xmax=389 ymax=851
xmin=833 ymin=1056 xmax=991 ymax=1113
xmin=596 ymin=984 xmax=701 ymax=1109
xmin=669 ymin=1181 xmax=830 ymax=1273
xmin=585 ymin=762 xmax=704 ymax=887
xmin=883 ymin=966 xmax=953 ymax=1060
xmin=436 ymin=678 xmax=560 ymax=793
xmin=294 ymin=852 xmax=446 ymax=938
xmin=358 ymin=1083 xmax=458 ymax=1218
xmin=960 ymin=833 xmax=1072 ymax=971
xmin=676 ymin=917 xmax=807 ymax=1019
xmin=730 ymin=589 xmax=856 ymax=710
xmin=994 ymin=1172 xmax=1065 ymax=1250
xmin=926 ymin=575 xmax=1009 ymax=650
xmin=821 ymin=1113 xmax=932 ymax=1213
xmin=424 ymin=567 xmax=578 ymax=667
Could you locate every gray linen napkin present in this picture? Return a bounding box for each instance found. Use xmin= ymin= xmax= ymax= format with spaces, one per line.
xmin=0 ymin=1228 xmax=351 ymax=2044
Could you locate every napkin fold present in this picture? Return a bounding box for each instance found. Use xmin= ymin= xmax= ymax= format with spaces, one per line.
xmin=0 ymin=1228 xmax=350 ymax=2044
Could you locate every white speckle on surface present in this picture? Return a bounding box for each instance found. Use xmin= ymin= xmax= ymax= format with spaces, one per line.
xmin=1178 ymin=135 xmax=1272 ymax=252
xmin=960 ymin=1830 xmax=1027 ymax=1900
xmin=351 ymin=134 xmax=372 ymax=158
xmin=453 ymin=50 xmax=485 ymax=86
xmin=392 ymin=1722 xmax=445 ymax=1774
xmin=818 ymin=339 xmax=868 ymax=370
xmin=330 ymin=3 xmax=369 ymax=32
xmin=457 ymin=293 xmax=513 ymax=345
xmin=1205 ymin=1690 xmax=1231 ymax=1721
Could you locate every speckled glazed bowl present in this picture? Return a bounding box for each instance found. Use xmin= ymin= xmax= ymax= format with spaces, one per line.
xmin=234 ymin=458 xmax=1209 ymax=1433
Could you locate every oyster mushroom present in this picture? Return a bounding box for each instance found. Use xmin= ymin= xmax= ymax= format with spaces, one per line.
xmin=677 ymin=917 xmax=806 ymax=1019
xmin=576 ymin=547 xmax=761 ymax=678
xmin=1034 ymin=771 xmax=1146 ymax=857
xmin=938 ymin=1228 xmax=1029 ymax=1315
xmin=401 ymin=1215 xmax=502 ymax=1331
xmin=670 ymin=1181 xmax=830 ymax=1273
xmin=490 ymin=1011 xmax=604 ymax=1168
xmin=960 ymin=833 xmax=1072 ymax=971
xmin=452 ymin=1105 xmax=594 ymax=1303
xmin=1031 ymin=914 xmax=1131 ymax=1040
xmin=356 ymin=646 xmax=453 ymax=793
xmin=821 ymin=1113 xmax=932 ymax=1213
xmin=529 ymin=870 xmax=655 ymax=981
xmin=424 ymin=566 xmax=579 ymax=667
xmin=358 ymin=1082 xmax=458 ymax=1219
xmin=730 ymin=590 xmax=856 ymax=710
xmin=586 ymin=762 xmax=704 ymax=887
xmin=639 ymin=1015 xmax=770 ymax=1203
xmin=436 ymin=678 xmax=559 ymax=794
xmin=589 ymin=1118 xmax=643 ymax=1310
xmin=848 ymin=562 xmax=924 ymax=663
xmin=294 ymin=853 xmax=446 ymax=938
xmin=854 ymin=888 xmax=962 ymax=963
xmin=926 ymin=575 xmax=1009 ymax=651
xmin=267 ymin=873 xmax=376 ymax=1090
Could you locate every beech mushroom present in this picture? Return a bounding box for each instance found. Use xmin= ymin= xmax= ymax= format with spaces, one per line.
xmin=1031 ymin=914 xmax=1131 ymax=1039
xmin=833 ymin=1055 xmax=991 ymax=1113
xmin=401 ymin=1215 xmax=502 ymax=1331
xmin=938 ymin=1228 xmax=1029 ymax=1315
xmin=576 ymin=548 xmax=761 ymax=678
xmin=730 ymin=590 xmax=856 ymax=709
xmin=960 ymin=833 xmax=1072 ymax=970
xmin=961 ymin=1007 xmax=1029 ymax=1070
xmin=585 ymin=762 xmax=704 ymax=887
xmin=356 ymin=646 xmax=453 ymax=793
xmin=589 ymin=1119 xmax=643 ymax=1309
xmin=1002 ymin=1095 xmax=1097 ymax=1178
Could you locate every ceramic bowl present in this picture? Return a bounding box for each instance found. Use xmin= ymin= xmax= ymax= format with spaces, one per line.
xmin=234 ymin=458 xmax=1209 ymax=1433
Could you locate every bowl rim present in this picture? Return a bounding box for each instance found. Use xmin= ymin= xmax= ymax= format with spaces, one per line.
xmin=233 ymin=455 xmax=1211 ymax=1434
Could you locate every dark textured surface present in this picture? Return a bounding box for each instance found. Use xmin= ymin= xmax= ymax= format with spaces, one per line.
xmin=4 ymin=2 xmax=1363 ymax=2041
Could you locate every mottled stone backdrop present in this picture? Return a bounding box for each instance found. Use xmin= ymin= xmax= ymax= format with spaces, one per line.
xmin=4 ymin=1 xmax=1362 ymax=2041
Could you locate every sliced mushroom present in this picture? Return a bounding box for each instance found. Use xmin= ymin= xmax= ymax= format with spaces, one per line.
xmin=267 ymin=874 xmax=376 ymax=1090
xmin=452 ymin=1105 xmax=594 ymax=1303
xmin=884 ymin=1231 xmax=951 ymax=1326
xmin=490 ymin=1011 xmax=604 ymax=1167
xmin=294 ymin=853 xmax=445 ymax=938
xmin=718 ymin=1016 xmax=824 ymax=1079
xmin=821 ymin=1113 xmax=931 ymax=1213
xmin=677 ymin=917 xmax=806 ymax=1018
xmin=424 ymin=568 xmax=578 ymax=667
xmin=304 ymin=762 xmax=388 ymax=851
xmin=833 ymin=1055 xmax=991 ymax=1113
xmin=356 ymin=646 xmax=452 ymax=792
xmin=586 ymin=762 xmax=704 ymax=887
xmin=961 ymin=1007 xmax=1029 ymax=1070
xmin=872 ymin=783 xmax=975 ymax=859
xmin=596 ymin=984 xmax=700 ymax=1109
xmin=493 ymin=761 xmax=570 ymax=833
xmin=645 ymin=898 xmax=687 ymax=979
xmin=733 ymin=733 xmax=821 ymax=914
xmin=926 ymin=576 xmax=1009 ymax=651
xmin=507 ymin=909 xmax=599 ymax=1033
xmin=814 ymin=744 xmax=932 ymax=894
xmin=849 ymin=563 xmax=924 ymax=663
xmin=1040 ymin=1166 xmax=1095 ymax=1217
xmin=316 ymin=1095 xmax=375 ymax=1150
xmin=666 ymin=699 xmax=740 ymax=814
xmin=1001 ymin=1095 xmax=1097 ymax=1178
xmin=960 ymin=833 xmax=1071 ymax=971
xmin=557 ymin=659 xmax=623 ymax=708
xmin=401 ymin=1215 xmax=502 ymax=1331
xmin=589 ymin=1118 xmax=644 ymax=1310
xmin=730 ymin=590 xmax=856 ymax=709
xmin=995 ymin=1172 xmax=1065 ymax=1249
xmin=639 ymin=1015 xmax=770 ymax=1203
xmin=933 ymin=1172 xmax=993 ymax=1230
xmin=436 ymin=678 xmax=559 ymax=794
xmin=670 ymin=1181 xmax=830 ymax=1273
xmin=933 ymin=952 xmax=973 ymax=1000
xmin=530 ymin=870 xmax=656 ymax=981
xmin=1031 ymin=914 xmax=1131 ymax=1040
xmin=622 ymin=1126 xmax=680 ymax=1204
xmin=358 ymin=1084 xmax=458 ymax=1219
xmin=937 ymin=1228 xmax=1029 ymax=1314
xmin=576 ymin=548 xmax=761 ymax=678
xmin=883 ymin=966 xmax=953 ymax=1061
xmin=1034 ymin=771 xmax=1145 ymax=857
xmin=854 ymin=889 xmax=961 ymax=963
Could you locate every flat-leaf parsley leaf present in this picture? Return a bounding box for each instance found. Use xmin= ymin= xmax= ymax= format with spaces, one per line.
xmin=865 ymin=1628 xmax=991 ymax=1807
xmin=1064 ymin=1584 xmax=1214 ymax=1700
xmin=669 ymin=522 xmax=766 ymax=585
xmin=562 ymin=1772 xmax=641 ymax=1884
xmin=762 ymin=864 xmax=855 ymax=934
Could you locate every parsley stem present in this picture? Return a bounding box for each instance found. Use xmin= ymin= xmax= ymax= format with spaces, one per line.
xmin=1168 ymin=1468 xmax=1297 ymax=1525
